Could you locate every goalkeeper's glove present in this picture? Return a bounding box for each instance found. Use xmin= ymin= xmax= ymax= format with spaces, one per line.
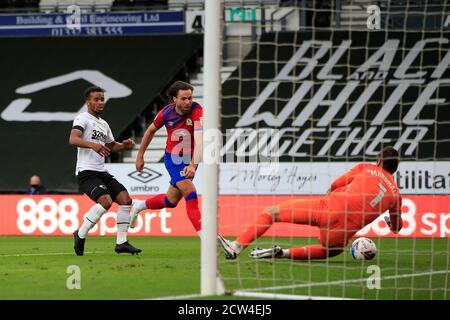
xmin=384 ymin=215 xmax=391 ymax=228
xmin=385 ymin=215 xmax=403 ymax=233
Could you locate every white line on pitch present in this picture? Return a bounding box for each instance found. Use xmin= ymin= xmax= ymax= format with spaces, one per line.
xmin=232 ymin=291 xmax=356 ymax=300
xmin=240 ymin=269 xmax=450 ymax=292
xmin=148 ymin=293 xmax=208 ymax=300
xmin=0 ymin=252 xmax=103 ymax=257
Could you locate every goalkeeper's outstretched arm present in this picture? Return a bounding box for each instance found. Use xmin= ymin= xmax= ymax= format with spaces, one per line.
xmin=387 ymin=197 xmax=403 ymax=234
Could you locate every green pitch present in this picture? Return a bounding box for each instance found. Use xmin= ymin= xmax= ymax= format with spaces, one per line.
xmin=0 ymin=236 xmax=448 ymax=300
xmin=221 ymin=237 xmax=450 ymax=300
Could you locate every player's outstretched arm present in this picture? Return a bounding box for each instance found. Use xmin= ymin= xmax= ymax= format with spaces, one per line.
xmin=136 ymin=123 xmax=159 ymax=172
xmin=387 ymin=212 xmax=403 ymax=234
xmin=69 ymin=129 xmax=110 ymax=157
xmin=106 ymin=139 xmax=135 ymax=153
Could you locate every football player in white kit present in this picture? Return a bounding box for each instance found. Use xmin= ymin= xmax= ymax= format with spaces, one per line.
xmin=69 ymin=86 xmax=141 ymax=256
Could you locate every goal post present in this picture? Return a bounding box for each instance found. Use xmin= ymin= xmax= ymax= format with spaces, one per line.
xmin=201 ymin=0 xmax=222 ymax=296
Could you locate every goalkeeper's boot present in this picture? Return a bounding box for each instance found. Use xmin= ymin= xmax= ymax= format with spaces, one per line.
xmin=249 ymin=245 xmax=283 ymax=259
xmin=217 ymin=235 xmax=239 ymax=260
xmin=115 ymin=241 xmax=142 ymax=255
xmin=73 ymin=230 xmax=85 ymax=256
xmin=129 ymin=199 xmax=142 ymax=228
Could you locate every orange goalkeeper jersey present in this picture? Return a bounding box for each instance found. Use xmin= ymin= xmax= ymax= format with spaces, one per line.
xmin=328 ymin=163 xmax=402 ymax=230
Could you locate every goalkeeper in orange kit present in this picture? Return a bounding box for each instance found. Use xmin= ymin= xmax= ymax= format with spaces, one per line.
xmin=218 ymin=146 xmax=403 ymax=260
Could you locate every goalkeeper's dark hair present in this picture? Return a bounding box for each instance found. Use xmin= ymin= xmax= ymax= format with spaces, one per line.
xmin=167 ymin=81 xmax=194 ymax=98
xmin=84 ymin=86 xmax=104 ymax=100
xmin=378 ymin=146 xmax=399 ymax=174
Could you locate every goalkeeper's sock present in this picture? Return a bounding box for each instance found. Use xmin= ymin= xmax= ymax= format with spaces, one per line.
xmin=236 ymin=213 xmax=273 ymax=249
xmin=78 ymin=203 xmax=107 ymax=238
xmin=116 ymin=205 xmax=131 ymax=245
xmin=288 ymin=245 xmax=328 ymax=260
xmin=185 ymin=192 xmax=201 ymax=232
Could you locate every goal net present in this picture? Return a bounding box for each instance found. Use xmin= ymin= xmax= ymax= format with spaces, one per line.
xmin=215 ymin=0 xmax=450 ymax=300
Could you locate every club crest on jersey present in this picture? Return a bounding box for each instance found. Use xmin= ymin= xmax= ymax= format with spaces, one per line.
xmin=186 ymin=118 xmax=193 ymax=126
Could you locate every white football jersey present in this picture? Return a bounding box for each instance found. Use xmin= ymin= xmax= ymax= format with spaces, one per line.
xmin=72 ymin=112 xmax=115 ymax=174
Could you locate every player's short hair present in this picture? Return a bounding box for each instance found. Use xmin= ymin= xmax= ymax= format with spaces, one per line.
xmin=378 ymin=146 xmax=399 ymax=174
xmin=167 ymin=81 xmax=194 ymax=98
xmin=84 ymin=86 xmax=104 ymax=100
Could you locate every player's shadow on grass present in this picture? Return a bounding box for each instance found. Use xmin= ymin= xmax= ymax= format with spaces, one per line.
xmin=250 ymin=259 xmax=349 ymax=266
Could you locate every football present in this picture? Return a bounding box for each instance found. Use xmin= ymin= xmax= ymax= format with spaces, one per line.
xmin=351 ymin=237 xmax=377 ymax=260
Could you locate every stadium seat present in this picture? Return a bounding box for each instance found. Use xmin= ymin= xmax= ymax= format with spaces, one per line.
xmin=39 ymin=0 xmax=57 ymax=12
xmin=56 ymin=0 xmax=78 ymax=12
xmin=224 ymin=0 xmax=281 ymax=8
xmin=76 ymin=0 xmax=95 ymax=11
xmin=94 ymin=0 xmax=113 ymax=12
xmin=167 ymin=0 xmax=185 ymax=10
xmin=168 ymin=0 xmax=204 ymax=10
xmin=39 ymin=0 xmax=113 ymax=13
xmin=111 ymin=0 xmax=129 ymax=5
xmin=113 ymin=0 xmax=167 ymax=10
xmin=23 ymin=0 xmax=41 ymax=8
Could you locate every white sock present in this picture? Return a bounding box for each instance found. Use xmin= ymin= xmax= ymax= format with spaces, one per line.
xmin=232 ymin=241 xmax=243 ymax=255
xmin=116 ymin=205 xmax=131 ymax=244
xmin=78 ymin=204 xmax=107 ymax=238
xmin=133 ymin=199 xmax=148 ymax=211
xmin=282 ymin=249 xmax=290 ymax=258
